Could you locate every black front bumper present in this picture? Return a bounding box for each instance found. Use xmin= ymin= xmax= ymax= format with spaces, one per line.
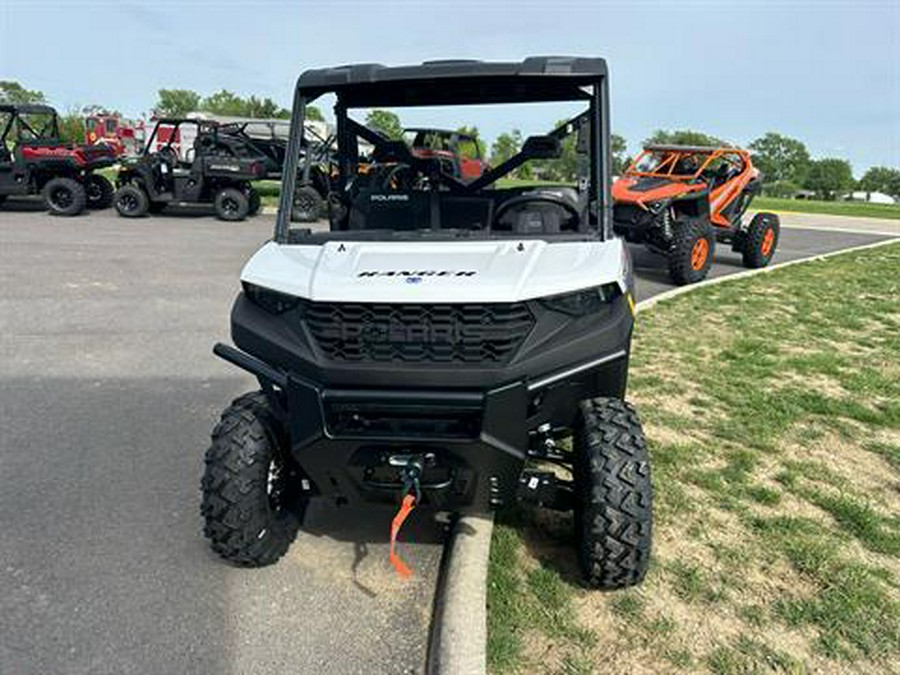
xmin=214 ymin=343 xmax=630 ymax=513
xmin=288 ymin=375 xmax=529 ymax=511
xmin=217 ymin=289 xmax=634 ymax=512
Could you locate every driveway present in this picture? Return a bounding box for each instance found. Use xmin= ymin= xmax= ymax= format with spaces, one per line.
xmin=0 ymin=203 xmax=894 ymax=674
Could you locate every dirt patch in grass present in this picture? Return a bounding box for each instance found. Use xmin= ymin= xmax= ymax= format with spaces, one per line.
xmin=488 ymin=243 xmax=900 ymax=674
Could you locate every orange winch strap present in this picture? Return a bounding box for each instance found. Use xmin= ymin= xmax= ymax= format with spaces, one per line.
xmin=389 ymin=493 xmax=417 ymax=578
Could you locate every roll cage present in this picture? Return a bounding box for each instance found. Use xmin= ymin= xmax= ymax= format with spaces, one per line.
xmin=625 ymin=145 xmax=749 ymax=183
xmin=0 ymin=104 xmax=61 ymax=144
xmin=276 ymin=57 xmax=612 ymax=243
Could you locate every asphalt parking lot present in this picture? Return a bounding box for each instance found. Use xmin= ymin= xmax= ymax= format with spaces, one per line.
xmin=0 ymin=202 xmax=895 ymax=674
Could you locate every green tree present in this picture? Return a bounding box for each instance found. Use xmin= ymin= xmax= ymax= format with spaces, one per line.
xmin=305 ymin=105 xmax=324 ymax=121
xmin=455 ymin=125 xmax=485 ymax=161
xmin=365 ymin=109 xmax=403 ymax=139
xmin=200 ymin=89 xmax=245 ymax=116
xmin=804 ymin=158 xmax=853 ymax=200
xmin=858 ymin=166 xmax=900 ymax=198
xmin=748 ymin=132 xmax=811 ymax=184
xmin=611 ymin=133 xmax=627 ymax=174
xmin=0 ymin=81 xmax=46 ymax=104
xmin=644 ymin=129 xmax=726 ymax=148
xmin=155 ymin=89 xmax=201 ymax=117
xmin=762 ymin=180 xmax=801 ymax=198
xmin=491 ymin=129 xmax=522 ymax=166
xmin=58 ymin=110 xmax=85 ymax=144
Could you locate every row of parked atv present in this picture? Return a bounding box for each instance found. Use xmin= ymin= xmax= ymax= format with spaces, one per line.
xmin=0 ymin=105 xmax=272 ymax=221
xmin=1 ymin=102 xmax=780 ymax=286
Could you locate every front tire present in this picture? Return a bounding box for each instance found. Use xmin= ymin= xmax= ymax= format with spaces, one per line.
xmin=667 ymin=218 xmax=715 ymax=285
xmin=573 ymin=398 xmax=652 ymax=589
xmin=43 ymin=177 xmax=86 ymax=216
xmin=114 ymin=184 xmax=149 ymax=217
xmin=740 ymin=212 xmax=780 ymax=269
xmin=291 ymin=185 xmax=324 ymax=222
xmin=201 ymin=391 xmax=306 ymax=567
xmin=214 ymin=187 xmax=249 ymax=221
xmin=85 ymin=174 xmax=114 ymax=209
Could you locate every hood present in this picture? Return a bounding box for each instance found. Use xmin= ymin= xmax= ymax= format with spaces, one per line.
xmin=612 ymin=175 xmax=706 ymax=205
xmin=241 ymin=238 xmax=628 ymax=303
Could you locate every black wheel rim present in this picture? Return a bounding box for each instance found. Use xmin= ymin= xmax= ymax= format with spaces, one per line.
xmin=87 ymin=182 xmax=101 ymax=201
xmin=294 ymin=193 xmax=314 ymax=215
xmin=222 ymin=197 xmax=238 ymax=216
xmin=119 ymin=193 xmax=137 ymax=212
xmin=52 ymin=187 xmax=73 ymax=209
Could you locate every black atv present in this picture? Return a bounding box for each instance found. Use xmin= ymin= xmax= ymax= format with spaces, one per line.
xmin=112 ymin=118 xmax=266 ymax=221
xmin=0 ymin=103 xmax=116 ymax=215
xmin=214 ymin=120 xmax=289 ymax=179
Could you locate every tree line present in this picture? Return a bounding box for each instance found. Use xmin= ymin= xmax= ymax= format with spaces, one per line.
xmin=0 ymin=80 xmax=323 ymax=144
xmin=637 ymin=129 xmax=899 ymax=201
xmin=3 ymin=80 xmax=896 ymax=200
xmin=152 ymin=88 xmax=327 ymax=121
xmin=363 ymin=109 xmax=898 ymax=201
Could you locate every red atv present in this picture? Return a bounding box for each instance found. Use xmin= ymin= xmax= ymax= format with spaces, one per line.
xmin=404 ymin=128 xmax=488 ymax=182
xmin=0 ymin=103 xmax=117 ymax=215
xmin=612 ymin=145 xmax=779 ymax=284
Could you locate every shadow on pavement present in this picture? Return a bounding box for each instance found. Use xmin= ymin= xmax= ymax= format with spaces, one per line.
xmin=0 ymin=196 xmax=55 ymax=213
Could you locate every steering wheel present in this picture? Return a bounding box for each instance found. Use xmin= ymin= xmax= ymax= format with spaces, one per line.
xmin=493 ymin=193 xmax=581 ymax=230
xmin=377 ymin=163 xmax=423 ymax=191
xmin=158 ymin=145 xmax=178 ymax=166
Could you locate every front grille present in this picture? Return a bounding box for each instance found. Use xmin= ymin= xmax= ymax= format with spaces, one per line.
xmin=325 ymin=400 xmax=482 ymax=438
xmin=301 ymin=301 xmax=534 ymax=364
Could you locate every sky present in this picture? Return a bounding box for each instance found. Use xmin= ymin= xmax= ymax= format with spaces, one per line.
xmin=1 ymin=0 xmax=898 ymax=175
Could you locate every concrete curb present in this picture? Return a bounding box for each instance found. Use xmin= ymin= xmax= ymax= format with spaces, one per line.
xmin=427 ymin=234 xmax=899 ymax=675
xmin=428 ymin=513 xmax=494 ymax=675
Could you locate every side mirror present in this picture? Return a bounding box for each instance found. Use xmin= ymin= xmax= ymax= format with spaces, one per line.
xmin=522 ymin=135 xmax=561 ymax=160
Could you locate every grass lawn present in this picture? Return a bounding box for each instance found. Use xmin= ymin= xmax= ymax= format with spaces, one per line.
xmin=488 ymin=242 xmax=900 ymax=674
xmin=255 ymin=180 xmax=281 ymax=208
xmin=753 ymin=196 xmax=900 ymax=221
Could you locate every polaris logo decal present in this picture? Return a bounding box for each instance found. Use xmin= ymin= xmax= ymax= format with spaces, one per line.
xmin=370 ymin=194 xmax=409 ymax=202
xmin=209 ymin=163 xmax=240 ymax=172
xmin=328 ymin=320 xmax=506 ymax=345
xmin=357 ymin=270 xmax=477 ymax=278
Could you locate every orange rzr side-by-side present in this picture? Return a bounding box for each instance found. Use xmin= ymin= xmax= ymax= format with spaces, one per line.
xmin=612 ymin=145 xmax=781 ymax=285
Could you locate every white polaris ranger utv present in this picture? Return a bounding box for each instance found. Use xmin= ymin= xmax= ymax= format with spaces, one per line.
xmin=202 ymin=57 xmax=652 ymax=589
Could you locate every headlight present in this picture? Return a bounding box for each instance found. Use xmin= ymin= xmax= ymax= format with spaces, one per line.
xmin=538 ymin=283 xmax=621 ymax=316
xmin=242 ymin=282 xmax=299 ymax=314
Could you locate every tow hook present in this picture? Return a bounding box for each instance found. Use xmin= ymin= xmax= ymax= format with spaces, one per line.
xmin=387 ymin=453 xmax=432 ymax=578
xmin=388 ymin=453 xmax=427 ymax=501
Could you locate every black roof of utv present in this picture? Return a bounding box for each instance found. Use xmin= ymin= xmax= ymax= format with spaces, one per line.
xmin=0 ymin=103 xmax=58 ymax=115
xmin=296 ymin=56 xmax=608 ymax=107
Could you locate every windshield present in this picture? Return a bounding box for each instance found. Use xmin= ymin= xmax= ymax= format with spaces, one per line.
xmin=285 ymin=97 xmax=602 ymax=242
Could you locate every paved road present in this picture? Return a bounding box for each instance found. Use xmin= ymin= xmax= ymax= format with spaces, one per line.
xmin=1 ymin=202 xmax=895 ymax=675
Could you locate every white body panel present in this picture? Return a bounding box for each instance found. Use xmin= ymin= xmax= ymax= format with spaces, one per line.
xmin=240 ymin=238 xmax=629 ymax=304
